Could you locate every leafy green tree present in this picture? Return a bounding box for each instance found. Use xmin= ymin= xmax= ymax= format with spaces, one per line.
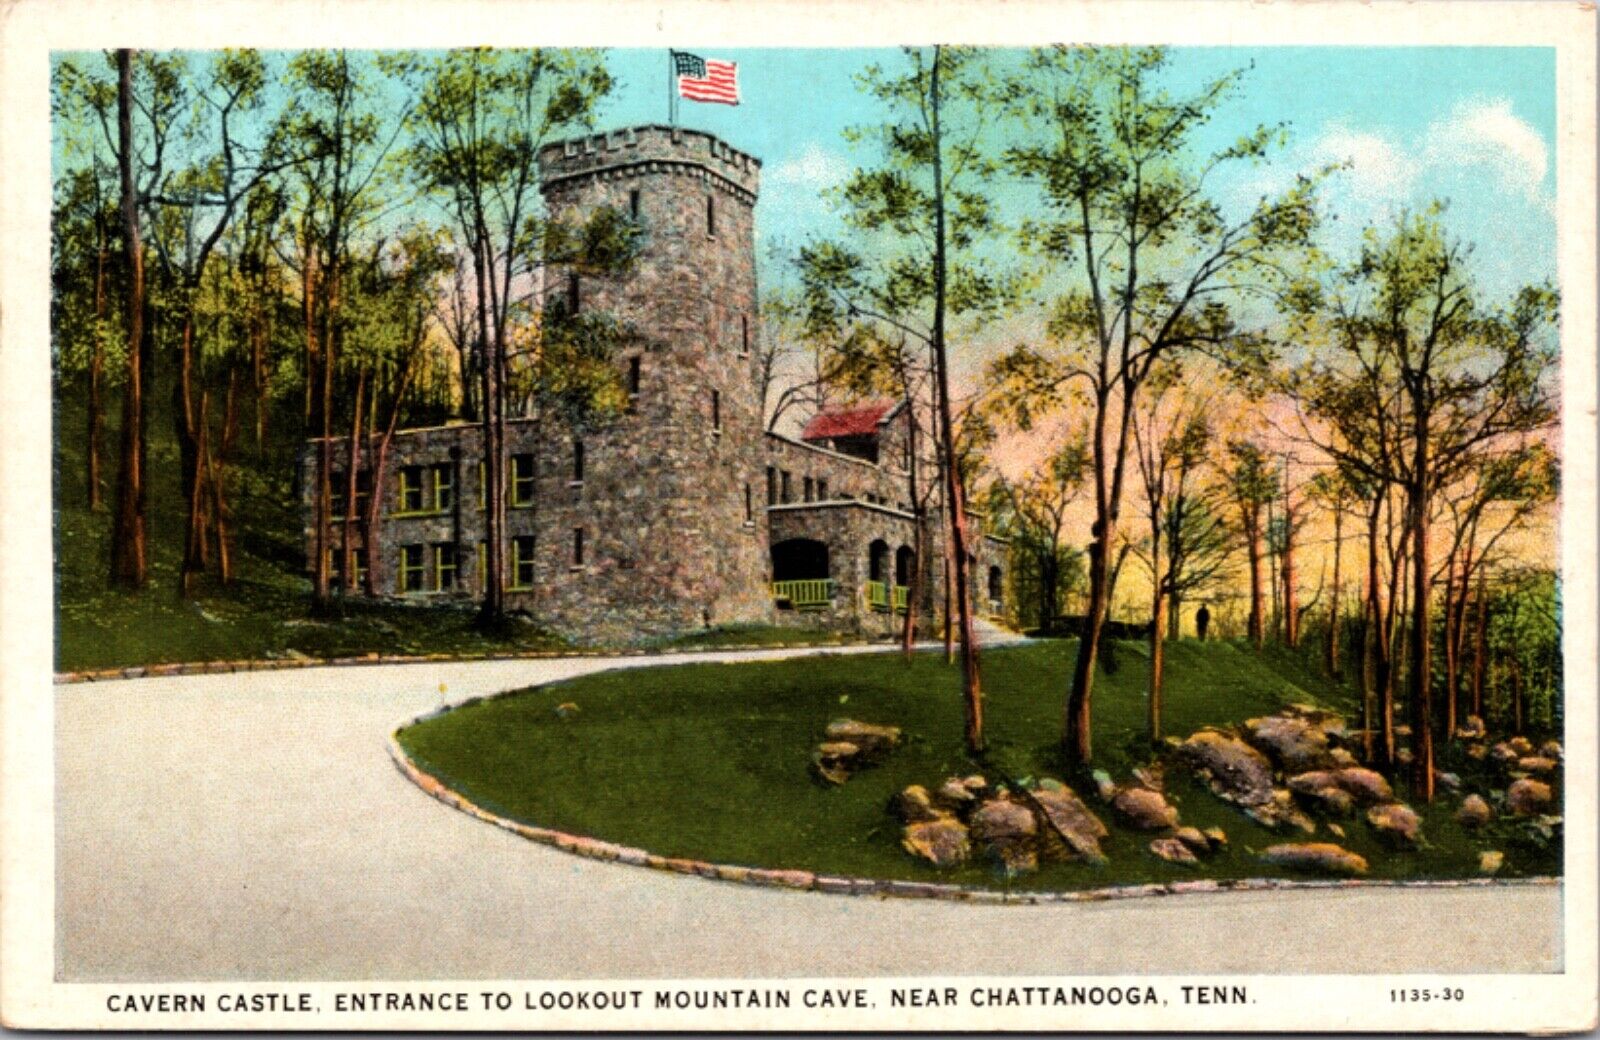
xmin=797 ymin=45 xmax=1011 ymax=754
xmin=1287 ymin=209 xmax=1558 ymax=799
xmin=991 ymin=46 xmax=1322 ymax=766
xmin=397 ymin=47 xmax=633 ymax=630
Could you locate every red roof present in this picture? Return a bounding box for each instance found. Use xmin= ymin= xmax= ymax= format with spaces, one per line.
xmin=799 ymin=401 xmax=898 ymax=442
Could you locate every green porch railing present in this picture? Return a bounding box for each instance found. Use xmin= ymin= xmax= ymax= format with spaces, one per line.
xmin=772 ymin=579 xmax=835 ymax=610
xmin=866 ymin=581 xmax=911 ymax=614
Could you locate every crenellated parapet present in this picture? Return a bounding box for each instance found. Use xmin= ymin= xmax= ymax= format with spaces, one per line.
xmin=538 ymin=125 xmax=761 ymax=205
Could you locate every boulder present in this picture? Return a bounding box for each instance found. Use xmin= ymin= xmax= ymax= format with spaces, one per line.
xmin=1112 ymin=786 xmax=1180 ymax=830
xmin=1173 ymin=826 xmax=1211 ymax=854
xmin=890 ymin=785 xmax=946 ymax=823
xmin=1178 ymin=731 xmax=1276 ymax=806
xmin=1516 ymin=756 xmax=1558 ymax=777
xmin=1247 ymin=789 xmax=1318 ymax=834
xmin=825 ymin=719 xmax=901 ymax=758
xmin=1328 ymin=748 xmax=1360 ymax=769
xmin=1366 ymin=802 xmax=1422 ymax=847
xmin=1507 ymin=778 xmax=1554 ymax=816
xmin=1456 ymin=715 xmax=1487 ymax=739
xmin=901 ymin=817 xmax=970 ymax=868
xmin=1490 ymin=741 xmax=1520 ymax=765
xmin=1243 ymin=714 xmax=1336 ymax=772
xmin=1260 ymin=842 xmax=1369 ymax=876
xmin=811 ymin=741 xmax=861 ymax=785
xmin=1284 ymin=703 xmax=1349 ymax=738
xmin=1328 ymin=822 xmax=1346 ymax=838
xmin=1202 ymin=826 xmax=1229 ymax=851
xmin=1436 ymin=771 xmax=1462 ymax=793
xmin=1539 ymin=739 xmax=1563 ymax=761
xmin=1294 ymin=783 xmax=1355 ymax=817
xmin=1456 ymin=793 xmax=1494 ymax=828
xmin=1032 ymin=787 xmax=1109 ymax=864
xmin=1465 ymin=743 xmax=1489 ymax=761
xmin=932 ymin=777 xmax=979 ymax=814
xmin=970 ymin=798 xmax=1038 ymax=874
xmin=1508 ymin=735 xmax=1534 ymax=756
xmin=1091 ymin=769 xmax=1118 ymax=801
xmin=1132 ymin=766 xmax=1164 ymax=792
xmin=1149 ymin=837 xmax=1199 ymax=866
xmin=1478 ymin=850 xmax=1504 ymax=875
xmin=1332 ymin=767 xmax=1395 ymax=806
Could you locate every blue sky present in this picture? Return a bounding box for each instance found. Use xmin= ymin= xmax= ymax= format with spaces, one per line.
xmin=597 ymin=46 xmax=1557 ymax=302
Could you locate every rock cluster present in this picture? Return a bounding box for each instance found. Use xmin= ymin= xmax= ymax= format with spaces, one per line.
xmin=810 ymin=719 xmax=901 ymax=785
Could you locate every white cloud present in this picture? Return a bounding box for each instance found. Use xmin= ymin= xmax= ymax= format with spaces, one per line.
xmin=765 ymin=143 xmax=850 ymax=190
xmin=1310 ymin=125 xmax=1420 ymax=205
xmin=1423 ymin=97 xmax=1550 ymax=201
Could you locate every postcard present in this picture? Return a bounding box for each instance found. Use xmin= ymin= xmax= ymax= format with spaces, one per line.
xmin=1 ymin=0 xmax=1595 ymax=1031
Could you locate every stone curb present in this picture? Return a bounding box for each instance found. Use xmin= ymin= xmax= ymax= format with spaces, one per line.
xmin=385 ymin=701 xmax=1560 ymax=907
xmin=51 ymin=638 xmax=886 ymax=685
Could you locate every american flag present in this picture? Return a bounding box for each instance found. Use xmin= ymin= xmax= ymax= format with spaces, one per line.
xmin=673 ymin=51 xmax=739 ymax=105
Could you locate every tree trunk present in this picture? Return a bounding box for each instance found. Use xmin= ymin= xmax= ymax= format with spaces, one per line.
xmin=1148 ymin=576 xmax=1166 ymax=743
xmin=900 ymin=408 xmax=922 ymax=659
xmin=177 ymin=315 xmax=210 ymax=597
xmin=1407 ymin=459 xmax=1435 ymax=801
xmin=181 ymin=391 xmax=210 ymax=597
xmin=476 ymin=231 xmax=507 ymax=628
xmin=1244 ymin=508 xmax=1263 ymax=651
xmin=1441 ymin=552 xmax=1459 ymax=741
xmin=1470 ymin=570 xmax=1488 ymax=720
xmin=110 ymin=48 xmax=148 ymax=589
xmin=87 ymin=203 xmax=108 ymax=511
xmin=311 ymin=263 xmax=338 ymax=613
xmin=209 ymin=369 xmax=240 ymax=584
xmin=927 ymin=49 xmax=983 ymax=757
xmin=1327 ymin=505 xmax=1343 ymax=677
xmin=341 ymin=369 xmax=366 ymax=597
xmin=1281 ymin=490 xmax=1298 ymax=648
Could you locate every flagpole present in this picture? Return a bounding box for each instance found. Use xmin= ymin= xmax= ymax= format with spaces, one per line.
xmin=667 ymin=49 xmax=677 ymax=127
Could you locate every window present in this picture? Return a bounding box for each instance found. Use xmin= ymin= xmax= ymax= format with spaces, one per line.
xmin=477 ymin=461 xmax=486 ymax=508
xmin=510 ymin=454 xmax=535 ymax=507
xmin=711 ymin=390 xmax=721 ymax=433
xmin=430 ymin=462 xmax=455 ymax=512
xmin=766 ymin=466 xmax=777 ymax=506
xmin=476 ymin=542 xmax=486 ymax=588
xmin=780 ymin=470 xmax=792 ymax=504
xmin=744 ymin=483 xmax=753 ymax=522
xmin=399 ymin=544 xmax=426 ymax=593
xmin=354 ymin=470 xmax=371 ymax=516
xmin=329 ymin=548 xmax=368 ymax=590
xmin=433 ymin=543 xmax=458 ymax=590
xmin=803 ymin=476 xmax=814 ymax=503
xmin=572 ymin=527 xmax=585 ymax=568
xmin=331 ymin=470 xmax=347 ymax=516
xmin=398 ymin=466 xmax=424 ymax=513
xmin=567 ymin=271 xmax=580 ymax=314
xmin=740 ymin=314 xmax=750 ymax=356
xmin=629 ymin=188 xmax=641 ymax=220
xmin=817 ymin=478 xmax=828 ymax=501
xmin=572 ymin=439 xmax=585 ymax=483
xmin=511 ymin=535 xmax=536 ymax=590
xmin=628 ymin=356 xmax=642 ymax=395
xmin=706 ymin=194 xmax=716 ymax=236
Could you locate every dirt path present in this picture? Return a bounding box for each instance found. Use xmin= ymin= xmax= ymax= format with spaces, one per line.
xmin=55 ymin=646 xmax=1560 ymax=981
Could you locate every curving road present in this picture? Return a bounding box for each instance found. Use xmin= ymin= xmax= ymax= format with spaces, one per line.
xmin=56 ymin=645 xmax=1561 ymax=982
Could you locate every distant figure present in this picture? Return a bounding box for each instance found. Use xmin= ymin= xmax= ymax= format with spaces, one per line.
xmin=1196 ymin=604 xmax=1211 ymax=642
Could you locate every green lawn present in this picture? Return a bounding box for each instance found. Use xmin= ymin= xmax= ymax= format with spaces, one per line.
xmin=397 ymin=639 xmax=1559 ymax=892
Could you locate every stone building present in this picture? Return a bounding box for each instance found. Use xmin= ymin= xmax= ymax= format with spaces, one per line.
xmin=303 ymin=125 xmax=1005 ymax=644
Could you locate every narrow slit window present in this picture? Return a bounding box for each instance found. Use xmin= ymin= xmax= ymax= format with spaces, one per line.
xmin=781 ymin=470 xmax=791 ymax=503
xmin=803 ymin=476 xmax=814 ymax=503
xmin=766 ymin=466 xmax=777 ymax=506
xmin=706 ymin=194 xmax=716 ymax=236
xmin=712 ymin=390 xmax=721 ymax=432
xmin=572 ymin=439 xmax=585 ymax=482
xmin=629 ymin=188 xmax=641 ymax=220
xmin=740 ymin=315 xmax=750 ymax=356
xmin=572 ymin=527 xmax=585 ymax=567
xmin=628 ymin=356 xmax=642 ymax=395
xmin=744 ymin=484 xmax=753 ymax=522
xmin=817 ymin=478 xmax=828 ymax=501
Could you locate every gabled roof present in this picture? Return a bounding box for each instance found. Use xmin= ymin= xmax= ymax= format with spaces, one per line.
xmin=799 ymin=400 xmax=902 ymax=442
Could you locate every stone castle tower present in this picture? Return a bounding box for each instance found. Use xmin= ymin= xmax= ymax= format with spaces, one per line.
xmin=533 ymin=125 xmax=773 ymax=638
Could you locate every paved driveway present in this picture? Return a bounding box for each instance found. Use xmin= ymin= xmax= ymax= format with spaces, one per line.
xmin=55 ymin=646 xmax=1561 ymax=981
